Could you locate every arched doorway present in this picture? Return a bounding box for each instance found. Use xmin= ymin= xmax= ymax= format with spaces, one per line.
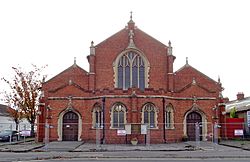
xmin=62 ymin=111 xmax=78 ymax=141
xmin=186 ymin=112 xmax=202 ymax=141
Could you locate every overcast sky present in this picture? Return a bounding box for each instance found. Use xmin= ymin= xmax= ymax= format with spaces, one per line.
xmin=0 ymin=0 xmax=249 ymax=104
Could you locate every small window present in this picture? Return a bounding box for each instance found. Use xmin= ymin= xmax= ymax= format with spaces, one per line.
xmin=111 ymin=103 xmax=127 ymax=129
xmin=142 ymin=103 xmax=157 ymax=128
xmin=165 ymin=104 xmax=174 ymax=129
xmin=92 ymin=104 xmax=103 ymax=128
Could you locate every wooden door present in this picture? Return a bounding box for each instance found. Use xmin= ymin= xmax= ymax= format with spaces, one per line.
xmin=62 ymin=111 xmax=78 ymax=141
xmin=186 ymin=112 xmax=202 ymax=141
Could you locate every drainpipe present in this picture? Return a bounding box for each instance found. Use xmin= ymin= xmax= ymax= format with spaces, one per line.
xmin=162 ymin=97 xmax=166 ymax=143
xmin=101 ymin=97 xmax=106 ymax=144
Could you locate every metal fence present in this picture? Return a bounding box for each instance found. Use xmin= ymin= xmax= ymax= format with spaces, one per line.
xmin=0 ymin=123 xmax=33 ymax=143
xmin=34 ymin=122 xmax=216 ymax=145
xmin=2 ymin=122 xmax=249 ymax=146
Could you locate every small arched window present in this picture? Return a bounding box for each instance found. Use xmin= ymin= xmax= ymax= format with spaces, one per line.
xmin=116 ymin=51 xmax=148 ymax=90
xmin=165 ymin=104 xmax=174 ymax=129
xmin=92 ymin=103 xmax=103 ymax=128
xmin=142 ymin=103 xmax=157 ymax=128
xmin=111 ymin=103 xmax=127 ymax=129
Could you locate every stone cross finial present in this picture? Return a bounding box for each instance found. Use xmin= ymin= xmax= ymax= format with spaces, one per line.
xmin=168 ymin=40 xmax=172 ymax=55
xmin=90 ymin=41 xmax=95 ymax=55
xmin=218 ymin=76 xmax=221 ymax=83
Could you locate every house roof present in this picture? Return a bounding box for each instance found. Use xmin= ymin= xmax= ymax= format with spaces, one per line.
xmin=0 ymin=104 xmax=9 ymax=117
xmin=225 ymin=97 xmax=250 ymax=113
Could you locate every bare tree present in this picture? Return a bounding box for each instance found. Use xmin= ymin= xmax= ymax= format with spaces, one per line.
xmin=2 ymin=65 xmax=46 ymax=136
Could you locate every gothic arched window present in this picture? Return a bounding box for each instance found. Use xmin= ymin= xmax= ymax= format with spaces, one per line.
xmin=142 ymin=103 xmax=158 ymax=128
xmin=92 ymin=103 xmax=103 ymax=128
xmin=111 ymin=103 xmax=127 ymax=129
xmin=116 ymin=51 xmax=148 ymax=90
xmin=165 ymin=104 xmax=174 ymax=129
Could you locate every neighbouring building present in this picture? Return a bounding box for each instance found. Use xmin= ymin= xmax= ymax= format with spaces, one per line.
xmin=37 ymin=16 xmax=224 ymax=144
xmin=0 ymin=104 xmax=30 ymax=132
xmin=224 ymin=92 xmax=250 ymax=138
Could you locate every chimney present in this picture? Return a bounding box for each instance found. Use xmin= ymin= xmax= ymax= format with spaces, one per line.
xmin=223 ymin=97 xmax=229 ymax=103
xmin=237 ymin=92 xmax=244 ymax=100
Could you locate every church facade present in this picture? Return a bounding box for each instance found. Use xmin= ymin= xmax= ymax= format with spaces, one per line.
xmin=37 ymin=17 xmax=224 ymax=144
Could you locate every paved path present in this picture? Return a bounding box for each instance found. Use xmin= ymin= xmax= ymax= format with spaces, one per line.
xmin=0 ymin=141 xmax=245 ymax=152
xmin=40 ymin=141 xmax=83 ymax=152
xmin=220 ymin=140 xmax=250 ymax=150
xmin=0 ymin=149 xmax=250 ymax=162
xmin=0 ymin=141 xmax=249 ymax=161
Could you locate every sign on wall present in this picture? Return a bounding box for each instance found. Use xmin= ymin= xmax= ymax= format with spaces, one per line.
xmin=247 ymin=111 xmax=250 ymax=127
xmin=141 ymin=124 xmax=147 ymax=134
xmin=131 ymin=124 xmax=141 ymax=134
xmin=234 ymin=129 xmax=244 ymax=136
xmin=125 ymin=124 xmax=131 ymax=134
xmin=117 ymin=129 xmax=126 ymax=136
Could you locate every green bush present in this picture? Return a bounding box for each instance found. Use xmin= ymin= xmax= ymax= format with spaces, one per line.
xmin=230 ymin=107 xmax=238 ymax=118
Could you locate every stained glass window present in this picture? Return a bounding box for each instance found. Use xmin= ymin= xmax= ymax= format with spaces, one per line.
xmin=117 ymin=52 xmax=146 ymax=90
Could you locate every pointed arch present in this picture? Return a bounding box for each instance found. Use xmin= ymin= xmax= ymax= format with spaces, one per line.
xmin=92 ymin=103 xmax=103 ymax=128
xmin=141 ymin=103 xmax=158 ymax=129
xmin=110 ymin=102 xmax=127 ymax=129
xmin=57 ymin=108 xmax=82 ymax=141
xmin=113 ymin=49 xmax=150 ymax=90
xmin=183 ymin=104 xmax=208 ymax=141
xmin=165 ymin=103 xmax=175 ymax=129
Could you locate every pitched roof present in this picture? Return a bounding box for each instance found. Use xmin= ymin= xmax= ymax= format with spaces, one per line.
xmin=95 ymin=22 xmax=168 ymax=51
xmin=226 ymin=97 xmax=250 ymax=113
xmin=175 ymin=64 xmax=218 ymax=84
xmin=44 ymin=63 xmax=88 ymax=84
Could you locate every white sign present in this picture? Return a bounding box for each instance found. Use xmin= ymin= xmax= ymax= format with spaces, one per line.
xmin=247 ymin=111 xmax=250 ymax=127
xmin=141 ymin=124 xmax=147 ymax=134
xmin=125 ymin=124 xmax=131 ymax=135
xmin=117 ymin=130 xmax=126 ymax=136
xmin=234 ymin=129 xmax=244 ymax=136
xmin=20 ymin=130 xmax=31 ymax=137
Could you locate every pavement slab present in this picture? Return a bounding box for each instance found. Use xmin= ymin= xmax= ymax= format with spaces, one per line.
xmin=0 ymin=141 xmax=44 ymax=152
xmin=37 ymin=141 xmax=83 ymax=152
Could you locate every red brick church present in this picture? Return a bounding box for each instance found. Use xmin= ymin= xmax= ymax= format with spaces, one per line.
xmin=37 ymin=15 xmax=224 ymax=144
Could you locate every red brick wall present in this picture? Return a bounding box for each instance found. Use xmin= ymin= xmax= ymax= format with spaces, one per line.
xmin=94 ymin=27 xmax=168 ymax=90
xmin=37 ymin=21 xmax=222 ymax=143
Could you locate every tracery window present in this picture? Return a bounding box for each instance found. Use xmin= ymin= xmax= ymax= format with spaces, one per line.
xmin=117 ymin=51 xmax=146 ymax=90
xmin=165 ymin=104 xmax=174 ymax=129
xmin=92 ymin=104 xmax=103 ymax=128
xmin=142 ymin=103 xmax=157 ymax=128
xmin=111 ymin=103 xmax=127 ymax=129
